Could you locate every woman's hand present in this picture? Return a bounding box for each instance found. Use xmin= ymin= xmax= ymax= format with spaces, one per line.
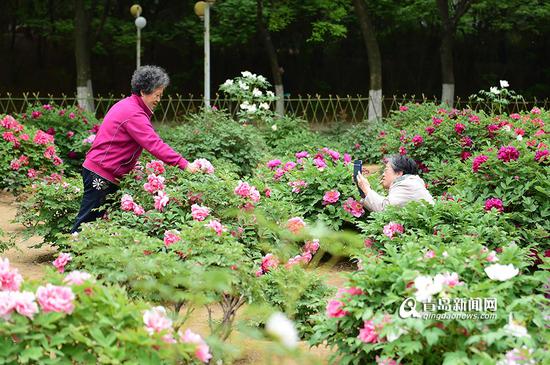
xmin=356 ymin=172 xmax=371 ymax=196
xmin=186 ymin=161 xmax=199 ymax=173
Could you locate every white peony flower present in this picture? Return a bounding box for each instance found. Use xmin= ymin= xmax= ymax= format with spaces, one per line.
xmin=252 ymin=88 xmax=263 ymax=97
xmin=222 ymin=79 xmax=233 ymax=87
xmin=442 ymin=251 xmax=449 ymax=258
xmin=484 ymin=263 xmax=519 ymax=281
xmin=500 ymin=80 xmax=509 ymax=88
xmin=266 ymin=91 xmax=275 ymax=98
xmin=503 ymin=313 xmax=530 ymax=338
xmin=516 ymin=135 xmax=523 ymax=141
xmin=502 ymin=125 xmax=511 ymax=132
xmin=266 ymin=312 xmax=298 ymax=349
xmin=257 ymin=75 xmax=267 ymax=83
xmin=239 ymin=101 xmax=251 ymax=111
xmin=246 ymin=104 xmax=257 ymax=114
xmin=271 ymin=124 xmax=277 ymax=131
xmin=260 ymin=102 xmax=270 ymax=110
xmin=238 ymin=81 xmax=249 ymax=90
xmin=414 ymin=275 xmax=442 ymax=302
xmin=241 ymin=71 xmax=253 ymax=78
xmin=490 ymin=87 xmax=501 ymax=95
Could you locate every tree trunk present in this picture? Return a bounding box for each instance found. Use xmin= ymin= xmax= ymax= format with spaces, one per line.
xmin=437 ymin=0 xmax=455 ymax=106
xmin=74 ymin=0 xmax=94 ymax=112
xmin=353 ymin=0 xmax=382 ymax=122
xmin=256 ymin=0 xmax=284 ymax=116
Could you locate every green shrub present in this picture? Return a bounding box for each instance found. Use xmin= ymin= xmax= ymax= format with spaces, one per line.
xmin=158 ymin=110 xmax=268 ymax=176
xmin=310 ymin=238 xmax=549 ymax=364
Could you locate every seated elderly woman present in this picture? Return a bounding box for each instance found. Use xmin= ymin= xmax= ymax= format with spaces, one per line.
xmin=356 ymin=154 xmax=434 ymax=212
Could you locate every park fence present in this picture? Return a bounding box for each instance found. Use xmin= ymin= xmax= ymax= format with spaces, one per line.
xmin=0 ymin=92 xmax=548 ymax=125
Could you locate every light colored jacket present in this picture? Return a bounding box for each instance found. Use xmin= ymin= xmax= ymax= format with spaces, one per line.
xmin=83 ymin=94 xmax=188 ymax=184
xmin=362 ymin=175 xmax=434 ymax=212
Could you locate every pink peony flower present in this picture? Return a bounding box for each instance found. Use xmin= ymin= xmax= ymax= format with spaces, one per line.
xmin=121 ymin=194 xmax=135 ymax=211
xmin=64 ymin=271 xmax=93 ymax=285
xmin=399 ymin=146 xmax=407 ymax=155
xmin=510 ymin=113 xmax=521 ymax=120
xmin=261 ymin=254 xmax=279 ymax=273
xmin=323 ymin=190 xmax=340 ymax=205
xmin=461 ymin=151 xmax=472 ymax=161
xmin=486 ymin=251 xmax=499 ymax=263
xmin=82 ymin=134 xmax=96 ymax=144
xmin=36 ymin=284 xmax=75 ymax=314
xmin=52 ymin=253 xmax=72 ymax=273
xmin=12 ymin=291 xmax=39 ymax=319
xmin=33 ymin=130 xmax=54 ymax=145
xmin=66 ymin=130 xmax=75 ymax=138
xmin=143 ymin=174 xmax=165 ymax=194
xmin=530 ymin=107 xmax=541 ymax=114
xmin=133 ymin=204 xmax=145 ymax=216
xmin=191 ymin=204 xmax=210 ymax=221
xmin=288 ymin=180 xmax=308 ymax=193
xmin=27 ymin=169 xmax=38 ymax=179
xmin=0 ymin=258 xmax=23 ymax=291
xmin=286 ymin=217 xmax=305 ymax=234
xmin=424 ymin=250 xmax=435 ymax=259
xmin=143 ymin=306 xmax=173 ymax=335
xmin=20 ymin=133 xmax=29 ymax=141
xmin=535 ymin=149 xmax=549 ymax=162
xmin=461 ymin=136 xmax=473 ymax=147
xmin=266 ymin=159 xmax=282 ymax=170
xmin=326 ymin=299 xmax=347 ymax=318
xmin=399 ymin=105 xmax=408 ymax=111
xmin=31 ymin=111 xmax=42 ymax=119
xmin=9 ymin=159 xmax=21 ymax=170
xmin=0 ymin=291 xmax=15 ymax=319
xmin=146 ymin=160 xmax=165 ymax=175
xmin=497 ymin=146 xmax=520 ymax=162
xmin=435 ymin=272 xmax=463 ymax=288
xmin=295 ymin=151 xmax=309 ymax=159
xmin=472 ymin=155 xmax=489 ymax=172
xmin=163 ymin=230 xmax=181 ymax=247
xmin=179 ymin=329 xmax=212 ymax=363
xmin=485 ymin=198 xmax=504 ymax=213
xmin=412 ymin=135 xmax=424 ymax=146
xmin=303 ymin=239 xmax=320 ymax=254
xmin=154 ymin=191 xmax=169 ymax=211
xmin=342 ymin=198 xmax=365 ymax=217
xmin=343 ymin=153 xmax=352 ymax=165
xmin=469 ymin=114 xmax=480 ymax=123
xmin=425 ymin=126 xmax=435 ymax=135
xmin=358 ymin=320 xmax=379 ymax=343
xmin=273 ymin=168 xmax=286 ymax=180
xmin=284 ymin=161 xmax=297 ymax=171
xmin=234 ymin=181 xmax=252 ymax=197
xmin=191 ymin=158 xmax=215 ymax=174
xmin=264 ymin=188 xmax=271 ymax=197
xmin=327 ymin=149 xmax=340 ymax=161
xmin=383 ymin=222 xmax=404 ymax=239
xmin=454 ymin=123 xmax=466 ymax=134
xmin=432 ymin=117 xmax=443 ymax=126
xmin=313 ymin=157 xmax=327 ymax=170
xmin=206 ymin=219 xmax=224 ymax=236
xmin=69 ymin=112 xmax=75 ymax=119
xmin=52 ymin=155 xmax=63 ymax=166
xmin=534 ymin=129 xmax=546 ymax=137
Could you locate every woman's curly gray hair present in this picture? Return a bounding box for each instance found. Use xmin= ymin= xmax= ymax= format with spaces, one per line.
xmin=131 ymin=65 xmax=170 ymax=95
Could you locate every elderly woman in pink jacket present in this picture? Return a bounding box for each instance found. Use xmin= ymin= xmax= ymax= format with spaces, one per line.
xmin=356 ymin=154 xmax=434 ymax=212
xmin=71 ymin=65 xmax=194 ymax=232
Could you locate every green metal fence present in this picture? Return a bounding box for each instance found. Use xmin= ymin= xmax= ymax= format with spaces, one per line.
xmin=0 ymin=92 xmax=548 ymax=125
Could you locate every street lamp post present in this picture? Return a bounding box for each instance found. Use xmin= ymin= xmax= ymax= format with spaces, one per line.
xmin=194 ymin=1 xmax=215 ymax=109
xmin=131 ymin=5 xmax=146 ymax=69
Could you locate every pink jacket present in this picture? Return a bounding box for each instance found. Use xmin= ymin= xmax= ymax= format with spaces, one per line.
xmin=83 ymin=94 xmax=188 ymax=183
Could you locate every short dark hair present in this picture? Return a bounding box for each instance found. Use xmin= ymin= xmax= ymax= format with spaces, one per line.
xmin=131 ymin=65 xmax=170 ymax=95
xmin=387 ymin=154 xmax=418 ymax=175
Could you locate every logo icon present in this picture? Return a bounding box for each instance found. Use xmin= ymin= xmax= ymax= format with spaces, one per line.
xmin=399 ymin=297 xmax=421 ymax=318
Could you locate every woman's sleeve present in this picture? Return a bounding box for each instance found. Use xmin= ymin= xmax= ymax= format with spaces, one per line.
xmin=362 ymin=189 xmax=389 ymax=212
xmin=125 ymin=113 xmax=188 ymax=169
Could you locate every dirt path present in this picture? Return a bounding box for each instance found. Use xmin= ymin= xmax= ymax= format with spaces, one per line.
xmin=0 ymin=191 xmax=57 ymax=280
